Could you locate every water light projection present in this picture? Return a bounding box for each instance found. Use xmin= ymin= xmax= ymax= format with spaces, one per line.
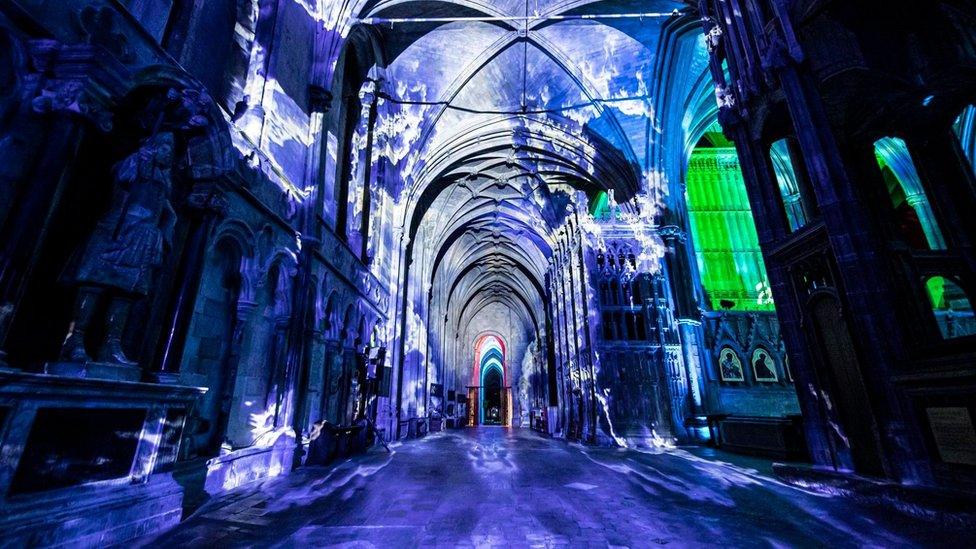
xmin=10 ymin=0 xmax=976 ymax=546
xmin=369 ymin=0 xmax=726 ymax=451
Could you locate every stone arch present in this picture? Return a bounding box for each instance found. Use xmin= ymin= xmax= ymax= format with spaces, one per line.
xmin=211 ymin=219 xmax=256 ymax=257
xmin=181 ymin=227 xmax=250 ymax=458
xmin=262 ymin=251 xmax=297 ymax=322
xmin=356 ymin=316 xmax=368 ymax=349
xmin=314 ymin=276 xmax=329 ymax=332
xmin=472 ymin=331 xmax=509 ymax=388
xmin=121 ymin=70 xmax=236 ymax=180
xmin=341 ymin=304 xmax=358 ymax=348
xmin=324 ymin=24 xmax=386 ymax=241
xmin=210 ymin=220 xmax=257 ymax=303
xmin=321 ymin=290 xmax=340 ymax=339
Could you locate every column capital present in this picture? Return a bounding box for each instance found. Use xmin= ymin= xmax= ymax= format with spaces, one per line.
xmin=185 ymin=183 xmax=229 ymax=216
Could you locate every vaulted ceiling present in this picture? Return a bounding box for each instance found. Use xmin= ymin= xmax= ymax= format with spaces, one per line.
xmin=364 ymin=0 xmax=699 ymax=379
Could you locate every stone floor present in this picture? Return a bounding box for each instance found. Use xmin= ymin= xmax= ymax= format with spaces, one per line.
xmin=145 ymin=428 xmax=971 ymax=547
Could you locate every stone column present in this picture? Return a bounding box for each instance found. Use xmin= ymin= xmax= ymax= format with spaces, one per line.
xmin=738 ymin=126 xmax=846 ymax=470
xmin=345 ymin=80 xmax=379 ymax=259
xmin=152 ymin=184 xmax=228 ymax=382
xmin=660 ymin=226 xmax=706 ymax=418
xmin=574 ymin=231 xmax=599 ymax=444
xmin=216 ymin=300 xmax=257 ymax=443
xmin=287 ymin=233 xmax=321 ymax=464
xmin=770 ymin=36 xmax=929 ymax=481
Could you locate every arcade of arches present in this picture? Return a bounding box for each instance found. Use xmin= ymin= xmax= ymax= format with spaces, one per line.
xmin=0 ymin=0 xmax=975 ymax=545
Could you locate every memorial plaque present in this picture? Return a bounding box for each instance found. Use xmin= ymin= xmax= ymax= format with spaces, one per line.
xmin=926 ymin=407 xmax=976 ymax=467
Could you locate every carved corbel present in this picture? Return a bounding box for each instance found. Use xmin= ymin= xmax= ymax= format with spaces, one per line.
xmin=186 ymin=182 xmax=230 ymax=217
xmin=760 ymin=32 xmax=792 ymax=73
xmin=31 ymin=75 xmax=114 ymax=132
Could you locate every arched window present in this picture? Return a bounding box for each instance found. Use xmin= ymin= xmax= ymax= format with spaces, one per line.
xmin=622 ymin=277 xmax=633 ymax=305
xmin=769 ymin=138 xmax=816 ymax=232
xmin=954 ymin=104 xmax=976 ymax=170
xmin=687 ymin=123 xmax=774 ymax=312
xmin=327 ymin=29 xmax=379 ymax=242
xmin=631 ymin=279 xmax=643 ymax=304
xmin=874 ymin=137 xmax=946 ymax=250
xmin=599 ymin=280 xmax=611 ymax=305
xmin=925 ymin=276 xmax=976 ymax=340
xmin=625 ymin=313 xmax=638 ymax=340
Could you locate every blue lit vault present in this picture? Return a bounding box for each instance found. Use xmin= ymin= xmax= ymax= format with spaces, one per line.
xmin=4 ymin=0 xmax=974 ymax=546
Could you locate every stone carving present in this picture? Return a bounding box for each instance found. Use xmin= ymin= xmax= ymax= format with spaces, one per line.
xmin=32 ymin=79 xmax=113 ymax=131
xmin=61 ymin=132 xmax=177 ymax=365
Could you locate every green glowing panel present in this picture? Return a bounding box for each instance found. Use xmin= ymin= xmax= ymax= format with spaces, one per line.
xmin=687 ymin=147 xmax=774 ymax=312
xmin=927 ymin=277 xmax=947 ymax=310
xmin=590 ymin=190 xmax=610 ymax=219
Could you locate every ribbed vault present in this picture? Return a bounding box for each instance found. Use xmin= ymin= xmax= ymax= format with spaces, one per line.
xmin=372 ymin=0 xmax=694 ymax=421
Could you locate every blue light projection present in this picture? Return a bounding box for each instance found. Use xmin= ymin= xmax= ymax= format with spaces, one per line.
xmin=215 ymin=0 xmax=719 ymax=448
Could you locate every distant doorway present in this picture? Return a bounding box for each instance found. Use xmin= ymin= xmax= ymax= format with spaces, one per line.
xmin=470 ymin=334 xmax=512 ymax=426
xmin=467 ymin=382 xmax=512 ymax=427
xmin=482 ymin=368 xmax=503 ymax=425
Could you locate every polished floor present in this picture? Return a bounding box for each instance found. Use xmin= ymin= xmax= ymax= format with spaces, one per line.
xmin=148 ymin=428 xmax=965 ymax=547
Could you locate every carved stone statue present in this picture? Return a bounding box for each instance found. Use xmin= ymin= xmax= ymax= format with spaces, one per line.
xmin=61 ymin=132 xmax=177 ymax=365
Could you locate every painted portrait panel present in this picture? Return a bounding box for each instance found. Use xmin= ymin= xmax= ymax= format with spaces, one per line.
xmin=719 ymin=346 xmax=745 ymax=382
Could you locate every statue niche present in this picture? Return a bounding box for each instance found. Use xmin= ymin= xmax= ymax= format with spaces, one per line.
xmin=60 ymin=132 xmax=177 ymax=367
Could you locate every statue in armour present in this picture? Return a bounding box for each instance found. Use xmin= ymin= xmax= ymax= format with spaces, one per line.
xmin=60 ymin=132 xmax=177 ymax=365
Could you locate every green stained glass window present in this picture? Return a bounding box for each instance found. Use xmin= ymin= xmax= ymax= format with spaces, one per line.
xmin=925 ymin=276 xmax=976 ymax=340
xmin=589 ymin=190 xmax=611 ymax=219
xmin=873 ymin=137 xmax=946 ymax=250
xmin=770 ymin=139 xmax=809 ymax=232
xmin=687 ymin=140 xmax=774 ymax=312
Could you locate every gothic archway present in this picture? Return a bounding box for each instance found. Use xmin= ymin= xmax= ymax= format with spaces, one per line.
xmin=471 ymin=333 xmax=510 ymax=426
